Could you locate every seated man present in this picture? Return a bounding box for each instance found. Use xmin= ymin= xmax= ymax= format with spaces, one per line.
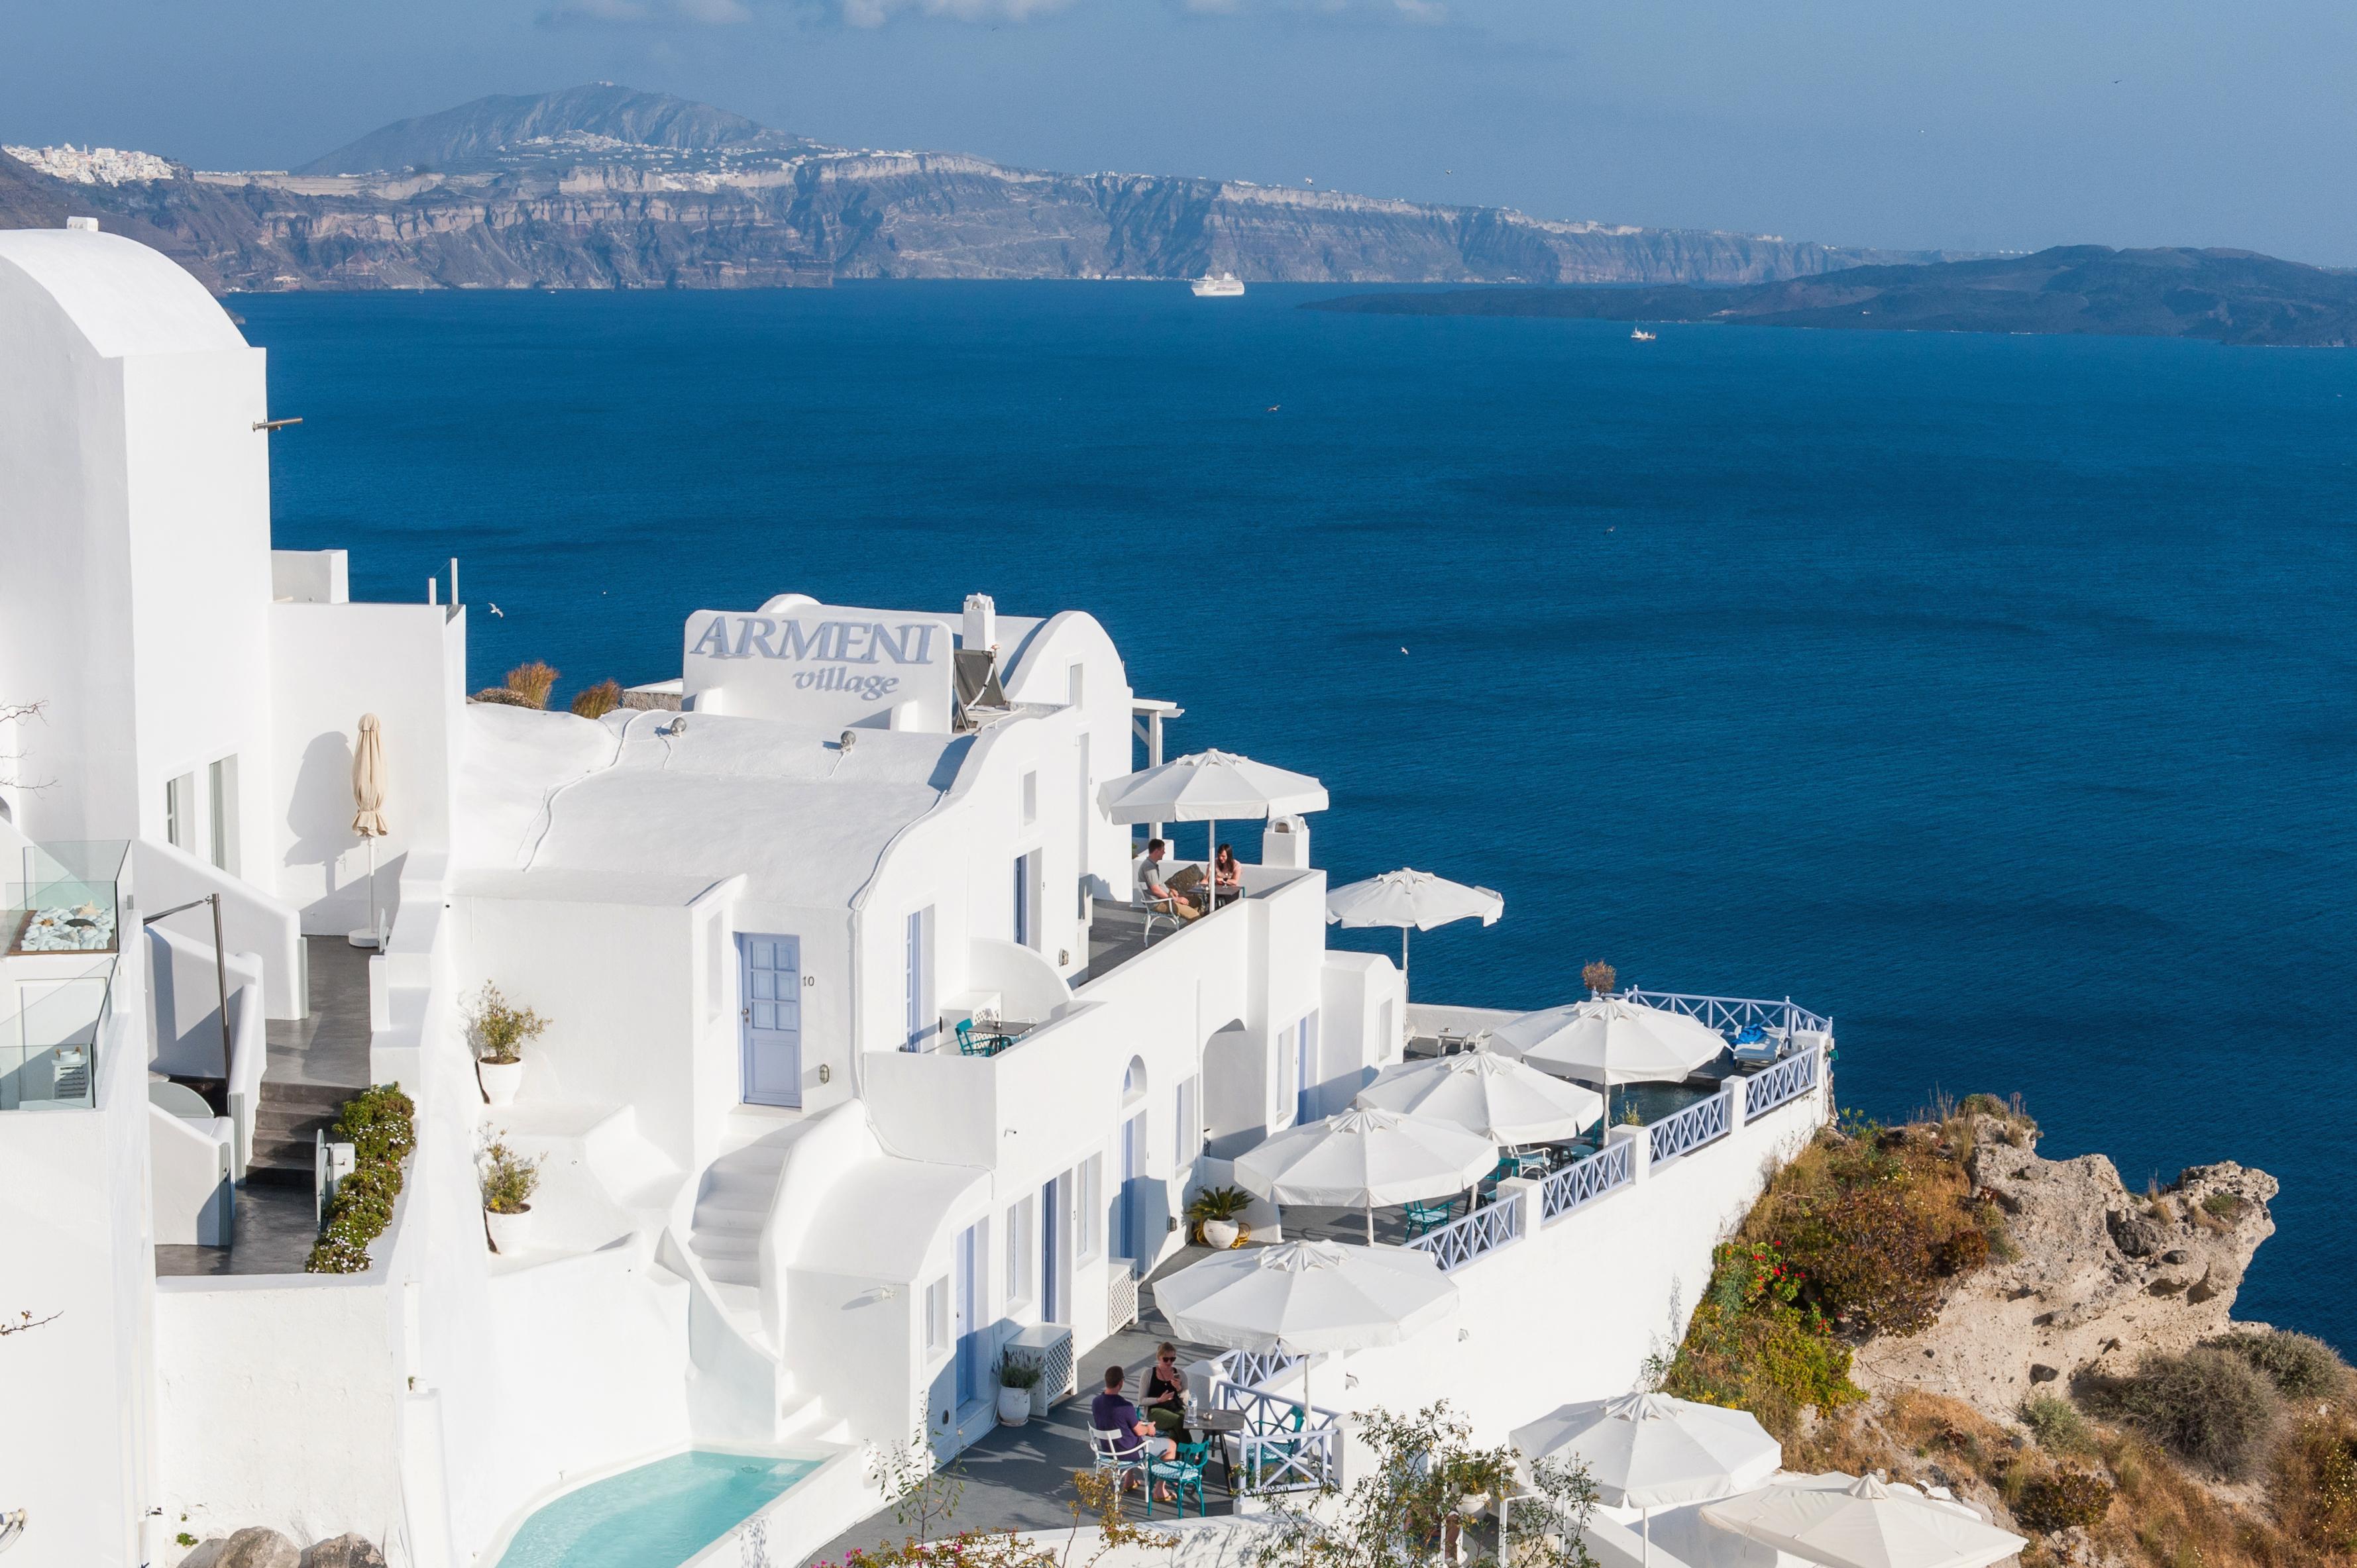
xmin=1090 ymin=1364 xmax=1178 ymax=1495
xmin=1136 ymin=838 xmax=1203 ymax=922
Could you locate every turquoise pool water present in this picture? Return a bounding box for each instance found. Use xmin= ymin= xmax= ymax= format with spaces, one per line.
xmin=495 ymin=1451 xmax=822 ymax=1568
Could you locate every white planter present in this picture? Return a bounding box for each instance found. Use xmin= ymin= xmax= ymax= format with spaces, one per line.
xmin=1201 ymin=1220 xmax=1240 ymax=1251
xmin=484 ymin=1204 xmax=535 ymax=1255
xmin=478 ymin=1058 xmax=525 ymax=1107
xmin=997 ymin=1385 xmax=1033 ymax=1426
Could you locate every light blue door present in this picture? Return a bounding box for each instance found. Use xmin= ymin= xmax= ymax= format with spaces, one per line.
xmin=953 ymin=1223 xmax=983 ymax=1408
xmin=739 ymin=934 xmax=802 ymax=1108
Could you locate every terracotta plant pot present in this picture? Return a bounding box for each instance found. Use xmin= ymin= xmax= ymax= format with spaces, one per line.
xmin=478 ymin=1057 xmax=525 ymax=1107
xmin=484 ymin=1204 xmax=534 ymax=1255
xmin=997 ymin=1385 xmax=1033 ymax=1426
xmin=1201 ymin=1219 xmax=1240 ymax=1251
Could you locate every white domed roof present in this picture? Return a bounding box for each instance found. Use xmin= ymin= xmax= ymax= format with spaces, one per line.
xmin=0 ymin=229 xmax=246 ymax=359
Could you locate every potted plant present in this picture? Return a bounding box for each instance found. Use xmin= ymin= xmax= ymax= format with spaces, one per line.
xmin=1443 ymin=1451 xmax=1517 ymax=1518
xmin=481 ymin=1135 xmax=542 ymax=1255
xmin=468 ymin=984 xmax=547 ymax=1107
xmin=1185 ymin=1185 xmax=1255 ymax=1250
xmin=997 ymin=1353 xmax=1044 ymax=1426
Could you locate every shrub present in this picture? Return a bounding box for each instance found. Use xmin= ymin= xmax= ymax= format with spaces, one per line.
xmin=481 ymin=1137 xmax=542 ymax=1214
xmin=2276 ymin=1412 xmax=2357 ymax=1556
xmin=1581 ymin=961 xmax=1616 ymax=996
xmin=570 ymin=679 xmax=624 ymax=719
xmin=2020 ymin=1393 xmax=2096 ymax=1456
xmin=2205 ymin=1330 xmax=2348 ymax=1400
xmin=2201 ymin=1190 xmax=2246 ymax=1221
xmin=996 ymin=1353 xmax=1044 ymax=1391
xmin=306 ymin=1084 xmax=416 ymax=1274
xmin=1185 ymin=1184 xmax=1253 ymax=1222
xmin=2112 ymin=1347 xmax=2279 ymax=1478
xmin=467 ymin=983 xmax=548 ymax=1065
xmin=1661 ymin=1239 xmax=1862 ymax=1437
xmin=2014 ymin=1467 xmax=2114 ymax=1534
xmin=505 ymin=661 xmax=559 ymax=708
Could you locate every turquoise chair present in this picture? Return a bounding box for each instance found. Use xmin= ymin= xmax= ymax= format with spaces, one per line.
xmin=1148 ymin=1442 xmax=1210 ymax=1517
xmin=1403 ymin=1197 xmax=1455 ymax=1237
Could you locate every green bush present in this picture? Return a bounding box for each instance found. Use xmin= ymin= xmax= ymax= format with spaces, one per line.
xmin=2204 ymin=1330 xmax=2348 ymax=1400
xmin=2201 ymin=1190 xmax=2246 ymax=1220
xmin=2015 ymin=1467 xmax=2114 ymax=1534
xmin=2113 ymin=1347 xmax=2279 ymax=1478
xmin=305 ymin=1084 xmax=416 ymax=1275
xmin=2020 ymin=1392 xmax=2097 ymax=1456
xmin=1661 ymin=1239 xmax=1862 ymax=1437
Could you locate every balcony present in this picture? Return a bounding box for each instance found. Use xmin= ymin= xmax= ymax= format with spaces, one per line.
xmin=4 ymin=839 xmax=126 ymax=957
xmin=1075 ymin=861 xmax=1315 ymax=988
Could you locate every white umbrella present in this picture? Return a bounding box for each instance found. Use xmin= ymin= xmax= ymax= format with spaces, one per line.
xmin=1355 ymin=1051 xmax=1603 ymax=1145
xmin=1156 ymin=1239 xmax=1457 ymax=1412
xmin=1096 ymin=749 xmax=1327 ymax=908
xmin=1514 ymin=1392 xmax=1782 ymax=1565
xmin=349 ymin=713 xmax=390 ymax=951
xmin=1325 ymin=868 xmax=1502 ymax=999
xmin=1491 ymin=996 xmax=1727 ymax=1129
xmin=1235 ymin=1106 xmax=1498 ymax=1243
xmin=1700 ymin=1473 xmax=2026 ymax=1568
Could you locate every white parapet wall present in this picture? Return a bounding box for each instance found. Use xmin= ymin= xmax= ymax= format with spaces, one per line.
xmin=1336 ymin=1065 xmax=1831 ymax=1444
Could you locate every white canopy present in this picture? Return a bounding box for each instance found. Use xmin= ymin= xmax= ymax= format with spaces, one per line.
xmin=1326 ymin=869 xmax=1502 ymax=931
xmin=1154 ymin=1239 xmax=1457 ymax=1358
xmin=1513 ymin=1392 xmax=1782 ymax=1508
xmin=1235 ymin=1106 xmax=1497 ymax=1209
xmin=1699 ymin=1474 xmax=2026 ymax=1568
xmin=1095 ymin=749 xmax=1329 ymax=824
xmin=1355 ymin=1051 xmax=1603 ymax=1145
xmin=1491 ymin=996 xmax=1728 ymax=1087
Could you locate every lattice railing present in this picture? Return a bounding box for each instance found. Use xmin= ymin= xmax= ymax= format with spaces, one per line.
xmin=1647 ymin=1090 xmax=1732 ymax=1168
xmin=1208 ymin=1346 xmax=1309 ymax=1391
xmin=1743 ymin=1042 xmax=1823 ymax=1121
xmin=1208 ymin=1379 xmax=1342 ymax=1494
xmin=1540 ymin=1137 xmax=1635 ymax=1223
xmin=1405 ymin=1192 xmax=1523 ymax=1273
xmin=1619 ymin=988 xmax=1831 ymax=1039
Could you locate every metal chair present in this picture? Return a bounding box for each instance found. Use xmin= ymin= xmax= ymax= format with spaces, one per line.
xmin=1149 ymin=1441 xmax=1210 ymax=1517
xmin=1403 ymin=1197 xmax=1456 ymax=1237
xmin=1091 ymin=1427 xmax=1149 ymax=1505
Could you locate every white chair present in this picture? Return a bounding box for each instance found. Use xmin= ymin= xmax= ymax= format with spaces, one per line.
xmin=1091 ymin=1426 xmax=1148 ymax=1497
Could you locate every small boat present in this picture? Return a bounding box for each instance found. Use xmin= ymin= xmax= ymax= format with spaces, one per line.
xmin=1630 ymin=327 xmax=1657 ymax=341
xmin=1191 ymin=272 xmax=1245 ymax=298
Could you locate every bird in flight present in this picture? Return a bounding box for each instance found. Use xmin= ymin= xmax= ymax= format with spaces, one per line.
xmin=488 ymin=603 xmax=505 ymax=617
xmin=1400 ymin=647 xmax=1410 ymax=656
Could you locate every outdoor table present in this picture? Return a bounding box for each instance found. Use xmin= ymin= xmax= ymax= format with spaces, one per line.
xmin=1196 ymin=1408 xmax=1248 ymax=1499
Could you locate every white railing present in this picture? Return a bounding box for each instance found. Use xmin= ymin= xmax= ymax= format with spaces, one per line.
xmin=1207 ymin=1378 xmax=1342 ymax=1494
xmin=1648 ymin=1090 xmax=1732 ymax=1168
xmin=1541 ymin=1137 xmax=1634 ymax=1223
xmin=1209 ymin=1346 xmax=1309 ymax=1390
xmin=1743 ymin=1042 xmax=1823 ymax=1121
xmin=1405 ymin=1194 xmax=1522 ymax=1273
xmin=1620 ymin=987 xmax=1831 ymax=1039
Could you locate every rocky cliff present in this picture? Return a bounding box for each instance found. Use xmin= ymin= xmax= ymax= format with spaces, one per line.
xmin=5 ymin=87 xmax=1953 ymax=292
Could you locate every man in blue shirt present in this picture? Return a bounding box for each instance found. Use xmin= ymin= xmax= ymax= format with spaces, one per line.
xmin=1089 ymin=1364 xmax=1176 ymax=1496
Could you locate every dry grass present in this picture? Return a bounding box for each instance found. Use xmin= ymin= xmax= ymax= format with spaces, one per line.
xmin=570 ymin=679 xmax=624 ymax=719
xmin=505 ymin=661 xmax=559 ymax=709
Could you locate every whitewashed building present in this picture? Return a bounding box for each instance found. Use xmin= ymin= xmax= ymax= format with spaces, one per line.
xmin=0 ymin=229 xmax=1833 ymax=1568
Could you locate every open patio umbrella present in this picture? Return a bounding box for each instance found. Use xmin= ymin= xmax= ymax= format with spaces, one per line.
xmin=1355 ymin=1051 xmax=1603 ymax=1145
xmin=1699 ymin=1473 xmax=2026 ymax=1568
xmin=1235 ymin=1105 xmax=1498 ymax=1243
xmin=1513 ymin=1392 xmax=1782 ymax=1565
xmin=349 ymin=713 xmax=389 ymax=951
xmin=1490 ymin=997 xmax=1727 ymax=1128
xmin=1096 ymin=749 xmax=1327 ymax=908
xmin=1324 ymin=868 xmax=1502 ymax=1000
xmin=1156 ymin=1238 xmax=1457 ymax=1412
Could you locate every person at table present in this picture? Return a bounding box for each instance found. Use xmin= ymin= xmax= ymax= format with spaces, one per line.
xmin=1137 ymin=839 xmax=1203 ymax=921
xmin=1211 ymin=843 xmax=1243 ymax=905
xmin=1091 ymin=1364 xmax=1177 ymax=1498
xmin=1143 ymin=1341 xmax=1192 ymax=1437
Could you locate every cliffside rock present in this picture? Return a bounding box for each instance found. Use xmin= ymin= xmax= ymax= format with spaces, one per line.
xmin=300 ymin=1534 xmax=387 ymax=1568
xmin=213 ymin=1528 xmax=300 ymax=1568
xmin=1849 ymin=1120 xmax=2275 ymax=1422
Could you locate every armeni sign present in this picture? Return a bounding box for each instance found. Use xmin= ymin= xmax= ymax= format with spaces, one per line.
xmin=681 ymin=605 xmax=958 ymax=729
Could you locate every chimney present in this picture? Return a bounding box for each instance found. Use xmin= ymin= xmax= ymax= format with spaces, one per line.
xmin=66 ymin=217 xmax=99 ymax=232
xmin=961 ymin=593 xmax=997 ymax=653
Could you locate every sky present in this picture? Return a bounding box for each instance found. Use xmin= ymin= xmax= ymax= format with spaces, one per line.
xmin=9 ymin=0 xmax=2357 ymax=264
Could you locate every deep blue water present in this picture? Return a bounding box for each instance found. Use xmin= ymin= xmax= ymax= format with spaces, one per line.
xmin=241 ymin=283 xmax=2357 ymax=1351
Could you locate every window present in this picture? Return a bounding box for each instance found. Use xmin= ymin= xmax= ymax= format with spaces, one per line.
xmin=1022 ymin=770 xmax=1038 ymax=825
xmin=1013 ymin=853 xmax=1036 ymax=949
xmin=1066 ymin=662 xmax=1085 ymax=707
xmin=1174 ymin=1076 xmax=1200 ymax=1169
xmin=1073 ymin=734 xmax=1092 ymax=919
xmin=164 ymin=773 xmax=195 ymax=851
xmin=207 ymin=756 xmax=240 ymax=873
xmin=904 ymin=906 xmax=935 ymax=1051
xmin=924 ymin=1276 xmax=950 ymax=1355
xmin=1005 ymin=1196 xmax=1036 ymax=1307
xmin=1075 ymin=1155 xmax=1102 ymax=1260
xmin=1293 ymin=1014 xmax=1321 ymax=1126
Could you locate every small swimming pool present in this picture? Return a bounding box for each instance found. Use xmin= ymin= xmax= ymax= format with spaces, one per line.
xmin=494 ymin=1451 xmax=823 ymax=1568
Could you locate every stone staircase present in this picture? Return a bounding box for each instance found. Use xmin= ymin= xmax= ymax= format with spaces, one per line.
xmin=248 ymin=1080 xmax=349 ymax=1184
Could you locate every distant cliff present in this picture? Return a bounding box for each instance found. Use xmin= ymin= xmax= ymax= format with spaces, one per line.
xmin=3 ymin=86 xmax=1953 ymax=293
xmin=1308 ymin=246 xmax=2357 ymax=346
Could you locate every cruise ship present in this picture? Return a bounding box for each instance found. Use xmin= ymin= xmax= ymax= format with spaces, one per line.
xmin=0 ymin=227 xmax=1869 ymax=1568
xmin=1190 ymin=272 xmax=1244 ymax=297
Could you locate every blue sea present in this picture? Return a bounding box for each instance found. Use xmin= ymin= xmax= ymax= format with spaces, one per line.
xmin=241 ymin=282 xmax=2357 ymax=1351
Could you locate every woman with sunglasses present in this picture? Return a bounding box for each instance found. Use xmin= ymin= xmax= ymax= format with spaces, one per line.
xmin=1143 ymin=1341 xmax=1192 ymax=1439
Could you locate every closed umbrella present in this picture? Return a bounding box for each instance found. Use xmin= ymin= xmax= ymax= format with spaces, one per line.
xmin=1097 ymin=749 xmax=1327 ymax=909
xmin=1325 ymin=868 xmax=1502 ymax=1000
xmin=1156 ymin=1238 xmax=1457 ymax=1412
xmin=1700 ymin=1473 xmax=2026 ymax=1568
xmin=1513 ymin=1392 xmax=1782 ymax=1565
xmin=349 ymin=713 xmax=389 ymax=951
xmin=1235 ymin=1105 xmax=1498 ymax=1243
xmin=1355 ymin=1051 xmax=1604 ymax=1145
xmin=1491 ymin=997 xmax=1727 ymax=1129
